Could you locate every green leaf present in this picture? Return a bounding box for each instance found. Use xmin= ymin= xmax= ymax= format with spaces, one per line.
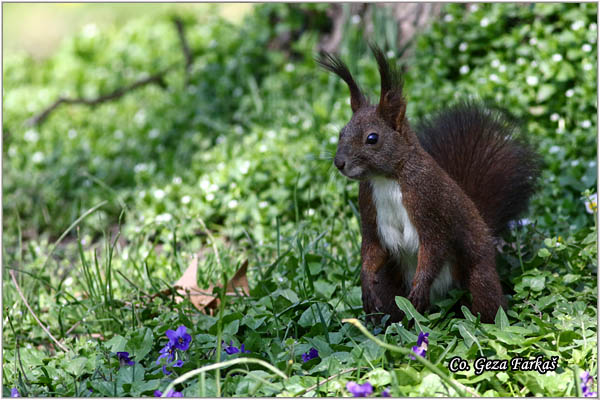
xmin=395 ymin=296 xmax=428 ymax=332
xmin=127 ymin=327 xmax=154 ymax=361
xmin=494 ymin=307 xmax=509 ymax=330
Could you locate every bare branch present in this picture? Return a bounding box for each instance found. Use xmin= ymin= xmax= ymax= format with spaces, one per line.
xmin=26 ymin=69 xmax=169 ymax=127
xmin=173 ymin=17 xmax=193 ymax=83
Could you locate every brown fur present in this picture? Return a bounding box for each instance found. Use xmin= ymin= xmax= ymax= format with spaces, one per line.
xmin=317 ymin=45 xmax=535 ymax=323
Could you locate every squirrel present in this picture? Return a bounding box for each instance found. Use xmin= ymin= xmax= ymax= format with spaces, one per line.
xmin=318 ymin=44 xmax=540 ymax=323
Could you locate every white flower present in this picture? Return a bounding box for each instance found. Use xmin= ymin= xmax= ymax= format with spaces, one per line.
xmin=531 ymin=61 xmax=538 ymax=68
xmin=552 ymin=53 xmax=563 ymax=62
xmin=571 ymin=160 xmax=580 ymax=167
xmin=498 ymin=65 xmax=506 ymax=73
xmin=329 ymin=136 xmax=338 ymax=144
xmin=459 ymin=42 xmax=468 ymax=52
xmin=200 ymin=180 xmax=210 ymax=190
xmin=216 ymin=135 xmax=225 ymax=144
xmin=529 ymin=37 xmax=538 ymax=46
xmin=138 ymin=190 xmax=146 ymax=198
xmin=489 ymin=74 xmax=499 ymax=82
xmin=82 ymin=23 xmax=99 ymax=38
xmin=289 ymin=115 xmax=300 ymax=124
xmin=172 ymin=176 xmax=182 ymax=185
xmin=64 ymin=277 xmax=73 ymax=286
xmin=239 ymin=160 xmax=251 ymax=174
xmin=459 ymin=65 xmax=470 ymax=75
xmin=517 ymin=57 xmax=526 ymax=66
xmin=134 ymin=109 xmax=146 ymax=126
xmin=565 ymin=89 xmax=574 ymax=98
xmin=210 ymin=183 xmax=219 ymax=192
xmin=469 ymin=4 xmax=479 ymax=11
xmin=590 ymin=161 xmax=597 ymax=168
xmin=206 ymin=193 xmax=215 ymax=201
xmin=32 ymin=152 xmax=44 ymax=163
xmin=548 ymin=145 xmax=560 ymax=154
xmin=266 ymin=130 xmax=276 ymax=139
xmin=307 ymin=208 xmax=315 ymax=216
xmin=148 ymin=128 xmax=160 ymax=139
xmin=259 ymin=201 xmax=268 ymax=209
xmin=302 ymin=120 xmax=312 ymax=130
xmin=209 ymin=39 xmax=218 ymax=48
xmin=444 ymin=14 xmax=454 ymax=22
xmin=386 ymin=50 xmax=395 ymax=59
xmin=526 ymin=76 xmax=538 ymax=86
xmin=550 ymin=113 xmax=560 ymax=121
xmin=228 ymin=199 xmax=238 ymax=208
xmin=585 ymin=193 xmax=597 ymax=214
xmin=491 ymin=59 xmax=500 ymax=68
xmin=134 ymin=163 xmax=148 ymax=173
xmin=582 ymin=44 xmax=592 ymax=52
xmin=351 ymin=14 xmax=361 ymax=25
xmin=181 ymin=195 xmax=191 ymax=204
xmin=285 ymin=63 xmax=295 ymax=72
xmin=571 ymin=20 xmax=585 ymax=31
xmin=155 ymin=213 xmax=172 ymax=223
xmin=583 ymin=64 xmax=592 ymax=71
xmin=480 ymin=17 xmax=490 ymax=27
xmin=591 ymin=23 xmax=598 ymax=31
xmin=68 ymin=129 xmax=78 ymax=139
xmin=581 ymin=120 xmax=592 ymax=128
xmin=259 ymin=144 xmax=268 ymax=152
xmin=7 ymin=146 xmax=16 ymax=157
xmin=153 ymin=189 xmax=166 ymax=200
xmin=24 ymin=130 xmax=39 ymax=143
xmin=234 ymin=125 xmax=244 ymax=135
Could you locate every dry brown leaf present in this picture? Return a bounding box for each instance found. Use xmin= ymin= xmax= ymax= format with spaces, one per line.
xmin=174 ymin=257 xmax=249 ymax=313
xmin=205 ymin=260 xmax=249 ymax=311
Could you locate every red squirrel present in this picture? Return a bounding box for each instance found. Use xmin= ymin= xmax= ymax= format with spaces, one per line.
xmin=318 ymin=45 xmax=540 ymax=323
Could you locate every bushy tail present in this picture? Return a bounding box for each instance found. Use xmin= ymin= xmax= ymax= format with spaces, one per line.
xmin=415 ymin=102 xmax=542 ymax=236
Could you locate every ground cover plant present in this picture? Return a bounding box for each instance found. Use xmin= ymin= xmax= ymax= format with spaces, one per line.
xmin=2 ymin=3 xmax=597 ymax=397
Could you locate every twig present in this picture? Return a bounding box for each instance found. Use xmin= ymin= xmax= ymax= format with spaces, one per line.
xmin=173 ymin=17 xmax=193 ymax=83
xmin=10 ymin=270 xmax=70 ymax=353
xmin=26 ymin=70 xmax=169 ymax=126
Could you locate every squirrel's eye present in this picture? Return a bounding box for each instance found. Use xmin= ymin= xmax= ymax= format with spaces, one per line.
xmin=366 ymin=133 xmax=379 ymax=145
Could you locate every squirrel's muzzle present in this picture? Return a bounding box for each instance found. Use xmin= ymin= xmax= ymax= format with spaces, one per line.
xmin=334 ymin=155 xmax=346 ymax=171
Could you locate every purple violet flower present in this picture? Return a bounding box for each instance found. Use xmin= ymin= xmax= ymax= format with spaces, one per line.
xmin=223 ymin=340 xmax=250 ymax=354
xmin=410 ymin=332 xmax=429 ymax=360
xmin=166 ymin=325 xmax=192 ymax=352
xmin=174 ymin=360 xmax=184 ymax=368
xmin=581 ymin=371 xmax=597 ymax=397
xmin=381 ymin=388 xmax=391 ymax=397
xmin=116 ymin=351 xmax=135 ymax=366
xmin=157 ymin=343 xmax=176 ymax=364
xmin=154 ymin=389 xmax=183 ymax=397
xmin=301 ymin=348 xmax=319 ymax=362
xmin=346 ymin=381 xmax=373 ymax=397
xmin=11 ymin=388 xmax=20 ymax=397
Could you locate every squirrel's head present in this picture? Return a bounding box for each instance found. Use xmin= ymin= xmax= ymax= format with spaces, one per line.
xmin=318 ymin=44 xmax=411 ymax=180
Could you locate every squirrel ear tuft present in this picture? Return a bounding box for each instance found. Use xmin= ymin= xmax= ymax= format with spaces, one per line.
xmin=316 ymin=52 xmax=368 ymax=112
xmin=369 ymin=43 xmax=406 ymax=131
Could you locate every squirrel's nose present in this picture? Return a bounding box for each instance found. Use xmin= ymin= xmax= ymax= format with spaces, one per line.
xmin=334 ymin=156 xmax=346 ymax=171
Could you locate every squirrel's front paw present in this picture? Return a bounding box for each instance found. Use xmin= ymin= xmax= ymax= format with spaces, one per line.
xmin=407 ymin=288 xmax=430 ymax=315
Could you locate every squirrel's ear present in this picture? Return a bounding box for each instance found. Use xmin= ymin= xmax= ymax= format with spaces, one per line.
xmin=370 ymin=43 xmax=406 ymax=131
xmin=317 ymin=52 xmax=368 ymax=113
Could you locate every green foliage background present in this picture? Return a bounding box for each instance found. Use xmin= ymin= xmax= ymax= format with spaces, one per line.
xmin=2 ymin=3 xmax=597 ymax=397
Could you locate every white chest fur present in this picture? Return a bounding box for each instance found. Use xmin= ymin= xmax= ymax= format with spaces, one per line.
xmin=370 ymin=177 xmax=419 ymax=256
xmin=369 ymin=177 xmax=454 ymax=300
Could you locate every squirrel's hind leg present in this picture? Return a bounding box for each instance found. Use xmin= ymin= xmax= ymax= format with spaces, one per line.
xmin=467 ymin=260 xmax=506 ymax=323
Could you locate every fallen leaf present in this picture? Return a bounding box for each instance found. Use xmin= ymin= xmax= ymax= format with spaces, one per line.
xmin=174 ymin=257 xmax=249 ymax=313
xmin=205 ymin=260 xmax=249 ymax=311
